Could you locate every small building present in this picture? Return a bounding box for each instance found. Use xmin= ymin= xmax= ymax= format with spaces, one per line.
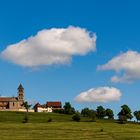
xmin=46 ymin=101 xmax=62 ymax=112
xmin=34 ymin=101 xmax=63 ymax=113
xmin=0 ymin=84 xmax=24 ymax=111
xmin=34 ymin=103 xmax=51 ymax=112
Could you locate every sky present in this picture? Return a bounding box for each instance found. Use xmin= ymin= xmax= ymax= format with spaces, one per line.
xmin=0 ymin=0 xmax=140 ymax=115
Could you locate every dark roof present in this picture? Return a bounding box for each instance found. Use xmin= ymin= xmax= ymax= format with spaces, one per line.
xmin=18 ymin=84 xmax=24 ymax=90
xmin=0 ymin=97 xmax=17 ymax=102
xmin=34 ymin=103 xmax=41 ymax=107
xmin=34 ymin=103 xmax=46 ymax=108
xmin=46 ymin=102 xmax=61 ymax=107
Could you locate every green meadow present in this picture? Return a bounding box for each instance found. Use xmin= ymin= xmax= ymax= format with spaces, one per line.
xmin=0 ymin=111 xmax=140 ymax=140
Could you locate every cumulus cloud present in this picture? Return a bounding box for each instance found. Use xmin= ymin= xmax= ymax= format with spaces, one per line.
xmin=0 ymin=26 xmax=96 ymax=67
xmin=97 ymin=51 xmax=140 ymax=83
xmin=74 ymin=87 xmax=121 ymax=103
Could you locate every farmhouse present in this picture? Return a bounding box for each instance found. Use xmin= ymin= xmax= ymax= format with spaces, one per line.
xmin=0 ymin=84 xmax=24 ymax=111
xmin=34 ymin=101 xmax=63 ymax=112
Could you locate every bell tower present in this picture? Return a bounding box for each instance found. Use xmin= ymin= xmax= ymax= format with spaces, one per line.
xmin=18 ymin=84 xmax=24 ymax=101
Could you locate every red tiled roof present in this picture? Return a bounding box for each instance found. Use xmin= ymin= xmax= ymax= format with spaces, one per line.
xmin=46 ymin=102 xmax=61 ymax=107
xmin=0 ymin=97 xmax=17 ymax=102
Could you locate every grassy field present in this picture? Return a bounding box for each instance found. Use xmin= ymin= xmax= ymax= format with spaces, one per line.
xmin=0 ymin=112 xmax=140 ymax=140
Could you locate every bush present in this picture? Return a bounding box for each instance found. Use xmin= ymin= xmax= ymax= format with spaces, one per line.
xmin=72 ymin=113 xmax=81 ymax=122
xmin=100 ymin=129 xmax=103 ymax=132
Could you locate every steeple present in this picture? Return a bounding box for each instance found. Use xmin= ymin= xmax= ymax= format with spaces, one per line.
xmin=17 ymin=84 xmax=24 ymax=101
xmin=18 ymin=84 xmax=24 ymax=90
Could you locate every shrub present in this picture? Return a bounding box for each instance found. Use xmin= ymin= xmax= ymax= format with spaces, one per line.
xmin=72 ymin=113 xmax=81 ymax=122
xmin=100 ymin=129 xmax=103 ymax=132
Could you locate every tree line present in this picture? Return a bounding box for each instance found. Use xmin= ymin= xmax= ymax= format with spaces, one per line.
xmin=54 ymin=102 xmax=140 ymax=123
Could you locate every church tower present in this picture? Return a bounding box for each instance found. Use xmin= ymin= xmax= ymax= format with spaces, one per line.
xmin=18 ymin=84 xmax=24 ymax=101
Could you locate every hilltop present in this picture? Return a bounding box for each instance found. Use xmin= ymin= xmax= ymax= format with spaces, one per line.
xmin=0 ymin=111 xmax=140 ymax=140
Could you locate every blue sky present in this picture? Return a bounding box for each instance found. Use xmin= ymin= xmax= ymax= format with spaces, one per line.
xmin=0 ymin=0 xmax=140 ymax=115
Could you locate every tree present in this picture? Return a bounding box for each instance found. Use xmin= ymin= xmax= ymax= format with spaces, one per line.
xmin=22 ymin=101 xmax=32 ymax=123
xmin=23 ymin=101 xmax=32 ymax=112
xmin=134 ymin=111 xmax=140 ymax=122
xmin=72 ymin=113 xmax=81 ymax=122
xmin=81 ymin=108 xmax=90 ymax=117
xmin=118 ymin=115 xmax=127 ymax=124
xmin=63 ymin=102 xmax=75 ymax=115
xmin=118 ymin=104 xmax=133 ymax=123
xmin=96 ymin=106 xmax=106 ymax=119
xmin=81 ymin=108 xmax=96 ymax=121
xmin=105 ymin=108 xmax=114 ymax=119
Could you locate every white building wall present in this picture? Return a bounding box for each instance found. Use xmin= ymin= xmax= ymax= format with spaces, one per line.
xmin=37 ymin=107 xmax=52 ymax=112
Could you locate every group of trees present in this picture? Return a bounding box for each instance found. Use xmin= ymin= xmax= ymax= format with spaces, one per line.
xmin=70 ymin=103 xmax=140 ymax=123
xmin=81 ymin=107 xmax=96 ymax=121
xmin=71 ymin=106 xmax=114 ymax=122
xmin=81 ymin=106 xmax=114 ymax=120
xmin=117 ymin=105 xmax=140 ymax=123
xmin=61 ymin=103 xmax=114 ymax=121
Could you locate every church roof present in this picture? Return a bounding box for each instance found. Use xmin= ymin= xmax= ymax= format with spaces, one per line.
xmin=0 ymin=97 xmax=17 ymax=102
xmin=18 ymin=84 xmax=24 ymax=90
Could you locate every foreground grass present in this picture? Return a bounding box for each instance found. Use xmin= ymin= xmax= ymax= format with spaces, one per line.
xmin=0 ymin=112 xmax=140 ymax=140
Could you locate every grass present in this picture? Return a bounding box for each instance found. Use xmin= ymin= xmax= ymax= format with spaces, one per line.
xmin=0 ymin=112 xmax=140 ymax=139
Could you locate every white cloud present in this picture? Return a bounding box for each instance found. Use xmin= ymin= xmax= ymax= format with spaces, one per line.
xmin=0 ymin=26 xmax=96 ymax=67
xmin=97 ymin=51 xmax=140 ymax=83
xmin=74 ymin=87 xmax=121 ymax=103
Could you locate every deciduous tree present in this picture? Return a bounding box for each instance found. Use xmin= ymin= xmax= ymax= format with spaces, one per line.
xmin=96 ymin=106 xmax=106 ymax=119
xmin=81 ymin=108 xmax=90 ymax=117
xmin=23 ymin=101 xmax=32 ymax=112
xmin=106 ymin=108 xmax=114 ymax=119
xmin=63 ymin=102 xmax=75 ymax=115
xmin=134 ymin=111 xmax=140 ymax=122
xmin=118 ymin=104 xmax=133 ymax=123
